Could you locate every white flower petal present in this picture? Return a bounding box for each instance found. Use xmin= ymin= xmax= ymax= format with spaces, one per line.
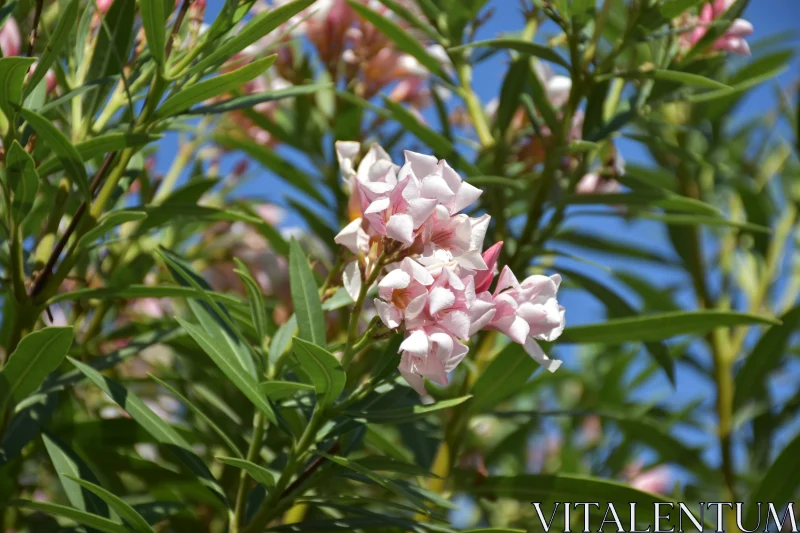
xmin=343 ymin=261 xmax=362 ymax=302
xmin=428 ymin=287 xmax=455 ymax=314
xmin=385 ymin=214 xmax=415 ymax=246
xmin=524 ymin=337 xmax=562 ymax=373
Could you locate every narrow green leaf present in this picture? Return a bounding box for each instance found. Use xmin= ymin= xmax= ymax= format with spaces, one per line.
xmin=259 ymin=380 xmax=315 ymax=400
xmin=234 ymin=258 xmax=270 ymax=344
xmin=0 ymin=56 xmax=36 ymax=120
xmin=735 ymin=305 xmax=800 ymax=408
xmin=156 ymin=55 xmax=276 ymax=118
xmin=604 ymin=69 xmax=730 ymax=90
xmin=24 ymin=0 xmax=80 ymax=96
xmin=49 ymin=284 xmax=245 ymax=307
xmin=150 ymin=375 xmax=244 ymax=459
xmin=140 ymin=0 xmax=166 ymax=69
xmin=375 ymin=0 xmax=442 ymax=42
xmin=292 ymin=338 xmax=345 ymax=406
xmin=186 ymin=83 xmax=332 ymax=114
xmin=217 ymin=456 xmax=276 ymax=487
xmin=176 ymin=318 xmax=276 ymax=424
xmin=559 ymin=310 xmax=779 ymax=344
xmin=745 ymin=431 xmax=800 ymax=525
xmin=19 ymin=109 xmax=90 ymax=200
xmin=470 ymin=344 xmax=539 ymax=413
xmin=289 ymin=239 xmax=326 ymax=346
xmin=42 ymin=432 xmax=110 ymax=518
xmin=346 ymin=396 xmax=472 ymax=423
xmin=347 ymin=0 xmax=449 ymax=80
xmin=157 ymin=247 xmax=258 ymax=377
xmin=7 ymin=501 xmax=128 ymax=533
xmin=189 ymin=0 xmax=315 ymax=75
xmin=455 ymin=474 xmax=706 ymax=528
xmin=319 ymin=453 xmax=431 ymax=513
xmin=268 ymin=315 xmax=297 ymax=364
xmin=452 ymin=38 xmax=570 ymax=69
xmin=563 ymin=191 xmax=721 ymax=216
xmin=560 ymin=266 xmax=675 ymax=384
xmin=68 ymin=357 xmax=229 ymax=505
xmin=660 ymin=0 xmax=704 ymax=18
xmin=4 ymin=141 xmax=39 ymax=221
xmin=36 ymin=133 xmax=160 ymax=177
xmin=77 ymin=210 xmax=147 ymax=249
xmin=65 ymin=476 xmax=155 ymax=533
xmin=0 ymin=327 xmax=73 ymax=414
xmin=215 ymin=135 xmax=325 ymax=204
xmin=85 ymin=0 xmax=136 ymax=115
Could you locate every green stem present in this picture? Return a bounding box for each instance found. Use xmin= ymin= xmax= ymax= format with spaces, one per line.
xmin=241 ymin=408 xmax=327 ymax=533
xmin=231 ymin=413 xmax=265 ymax=533
xmin=341 ymin=255 xmax=387 ymax=369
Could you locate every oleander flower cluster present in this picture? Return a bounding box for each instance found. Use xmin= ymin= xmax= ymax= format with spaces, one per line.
xmin=334 ymin=142 xmax=565 ymax=393
xmin=680 ymin=0 xmax=753 ymax=56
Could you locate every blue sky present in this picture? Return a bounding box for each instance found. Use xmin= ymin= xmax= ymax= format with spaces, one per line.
xmin=160 ymin=0 xmax=800 ymax=478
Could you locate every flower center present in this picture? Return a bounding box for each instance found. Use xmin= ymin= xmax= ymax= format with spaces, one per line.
xmin=391 ymin=287 xmax=412 ymax=310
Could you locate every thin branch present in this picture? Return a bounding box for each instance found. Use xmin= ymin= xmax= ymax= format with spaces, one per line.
xmin=26 ymin=0 xmax=44 ymax=57
xmin=166 ymin=0 xmax=194 ymax=58
xmin=28 ymin=152 xmax=118 ymax=299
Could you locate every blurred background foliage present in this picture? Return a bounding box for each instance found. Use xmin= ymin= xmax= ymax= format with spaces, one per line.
xmin=0 ymin=0 xmax=798 ymax=531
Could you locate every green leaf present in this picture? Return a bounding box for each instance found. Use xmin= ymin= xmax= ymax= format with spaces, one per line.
xmin=186 ymin=83 xmax=332 ymax=114
xmin=745 ymin=431 xmax=800 ymax=525
xmin=150 ymin=375 xmax=244 ymax=459
xmin=85 ymin=0 xmax=136 ymax=115
xmin=455 ymin=474 xmax=706 ymax=528
xmin=156 ymin=55 xmax=276 ymax=118
xmin=375 ymin=0 xmax=441 ymax=42
xmin=318 ymin=453 xmax=431 ymax=513
xmin=604 ymin=69 xmax=730 ymax=90
xmin=42 ymin=432 xmax=110 ymax=518
xmin=6 ymin=501 xmax=128 ymax=533
xmin=292 ymin=338 xmax=345 ymax=407
xmin=451 ymin=38 xmax=570 ymax=69
xmin=660 ymin=0 xmax=704 ymax=18
xmin=563 ymin=191 xmax=722 ymax=216
xmin=4 ymin=141 xmax=39 ymax=221
xmin=233 ymin=258 xmax=270 ymax=345
xmin=494 ymin=58 xmax=529 ymax=136
xmin=0 ymin=56 xmax=36 ymax=120
xmin=68 ymin=357 xmax=229 ymax=505
xmin=465 ymin=175 xmax=526 ymax=190
xmin=49 ymin=284 xmax=244 ymax=308
xmin=19 ymin=109 xmax=90 ymax=200
xmin=469 ymin=343 xmax=539 ymax=413
xmin=65 ymin=476 xmax=155 ymax=533
xmin=0 ymin=327 xmax=73 ymax=415
xmin=140 ymin=0 xmax=166 ymax=69
xmin=157 ymin=247 xmax=257 ymax=377
xmin=559 ymin=310 xmax=779 ymax=344
xmin=346 ymin=396 xmax=472 ymax=423
xmin=25 ymin=0 xmax=80 ymax=96
xmin=217 ymin=456 xmax=276 ymax=487
xmin=36 ymin=133 xmax=160 ymax=177
xmin=268 ymin=315 xmax=297 ymax=365
xmin=347 ymin=0 xmax=449 ymax=80
xmin=289 ymin=239 xmax=326 ymax=346
xmin=176 ymin=318 xmax=277 ymax=424
xmin=77 ymin=210 xmax=147 ymax=249
xmin=559 ymin=267 xmax=675 ymax=384
xmin=215 ymin=135 xmax=326 ymax=204
xmin=735 ymin=305 xmax=800 ymax=408
xmin=260 ymin=380 xmax=315 ymax=400
xmin=189 ymin=0 xmax=315 ymax=75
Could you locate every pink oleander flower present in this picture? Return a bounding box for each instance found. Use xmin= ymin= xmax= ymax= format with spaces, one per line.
xmin=0 ymin=16 xmax=21 ymax=57
xmin=684 ymin=0 xmax=753 ymax=56
xmin=336 ymin=142 xmax=566 ymax=393
xmin=575 ymin=172 xmax=621 ymax=195
xmin=626 ymin=462 xmax=673 ymax=494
